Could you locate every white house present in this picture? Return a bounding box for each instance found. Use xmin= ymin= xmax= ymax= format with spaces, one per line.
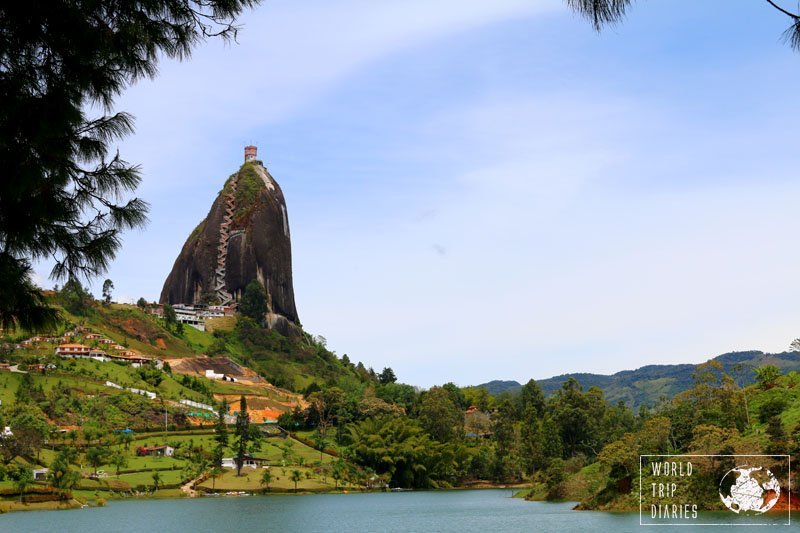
xmin=180 ymin=399 xmax=216 ymax=412
xmin=128 ymin=387 xmax=157 ymax=400
xmin=205 ymin=369 xmax=225 ymax=380
xmin=221 ymin=456 xmax=258 ymax=469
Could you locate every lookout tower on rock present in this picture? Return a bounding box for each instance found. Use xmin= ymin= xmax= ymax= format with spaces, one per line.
xmin=244 ymin=145 xmax=257 ymax=163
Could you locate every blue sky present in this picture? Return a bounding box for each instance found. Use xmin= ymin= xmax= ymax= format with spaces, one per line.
xmin=39 ymin=1 xmax=800 ymax=387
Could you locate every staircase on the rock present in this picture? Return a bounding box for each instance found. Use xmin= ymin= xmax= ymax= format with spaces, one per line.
xmin=215 ymin=177 xmax=237 ymax=305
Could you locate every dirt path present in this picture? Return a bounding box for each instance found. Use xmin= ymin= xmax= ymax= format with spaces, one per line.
xmin=181 ymin=472 xmax=206 ymax=497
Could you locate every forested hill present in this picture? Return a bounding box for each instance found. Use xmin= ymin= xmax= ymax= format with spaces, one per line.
xmin=480 ymin=350 xmax=800 ymax=408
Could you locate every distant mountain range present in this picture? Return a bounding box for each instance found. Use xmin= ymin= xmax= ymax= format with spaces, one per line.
xmin=478 ymin=351 xmax=800 ymax=408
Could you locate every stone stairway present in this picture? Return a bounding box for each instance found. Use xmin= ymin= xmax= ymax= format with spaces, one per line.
xmin=215 ymin=177 xmax=237 ymax=305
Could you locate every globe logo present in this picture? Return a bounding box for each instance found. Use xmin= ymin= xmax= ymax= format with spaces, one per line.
xmin=718 ymin=466 xmax=781 ymax=514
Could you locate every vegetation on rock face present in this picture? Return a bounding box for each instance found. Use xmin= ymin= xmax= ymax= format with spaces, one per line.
xmin=239 ymin=281 xmax=268 ymax=325
xmin=234 ymin=164 xmax=266 ymax=211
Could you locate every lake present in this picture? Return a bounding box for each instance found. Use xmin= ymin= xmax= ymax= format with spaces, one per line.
xmin=0 ymin=490 xmax=787 ymax=532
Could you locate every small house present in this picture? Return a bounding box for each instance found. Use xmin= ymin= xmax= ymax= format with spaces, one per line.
xmin=221 ymin=454 xmax=259 ymax=469
xmin=136 ymin=445 xmax=174 ymax=457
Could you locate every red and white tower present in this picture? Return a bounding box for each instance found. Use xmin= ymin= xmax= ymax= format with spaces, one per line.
xmin=244 ymin=145 xmax=257 ymax=163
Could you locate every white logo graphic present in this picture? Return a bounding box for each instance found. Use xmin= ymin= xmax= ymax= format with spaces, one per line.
xmin=719 ymin=466 xmax=781 ymax=514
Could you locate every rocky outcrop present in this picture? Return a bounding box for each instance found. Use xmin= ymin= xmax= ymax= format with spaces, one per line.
xmin=160 ymin=159 xmax=299 ymax=334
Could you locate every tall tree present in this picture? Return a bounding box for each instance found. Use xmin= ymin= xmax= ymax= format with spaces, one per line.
xmin=110 ymin=450 xmax=128 ymax=477
xmin=239 ymin=280 xmax=268 ymax=323
xmin=102 ymin=279 xmax=114 ymax=305
xmin=491 ymin=396 xmax=522 ymax=482
xmin=233 ymin=395 xmax=260 ymax=476
xmin=520 ymin=379 xmax=545 ymax=418
xmin=290 ymin=469 xmax=302 ymax=491
xmin=0 ymin=0 xmax=261 ymax=331
xmin=260 ymin=468 xmax=272 ymax=492
xmin=307 ymin=388 xmax=344 ymax=445
xmin=49 ymin=447 xmax=80 ymax=490
xmin=418 ymin=386 xmax=464 ymax=443
xmin=213 ymin=399 xmax=229 ymax=468
xmin=59 ymin=277 xmax=93 ymax=316
xmin=85 ymin=446 xmax=110 ymax=476
xmin=163 ymin=303 xmax=177 ymax=330
xmin=10 ymin=464 xmax=33 ymax=502
xmin=378 ymin=367 xmax=397 ymax=385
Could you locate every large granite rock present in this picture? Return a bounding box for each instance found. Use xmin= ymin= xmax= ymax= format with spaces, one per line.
xmin=160 ymin=159 xmax=299 ymax=334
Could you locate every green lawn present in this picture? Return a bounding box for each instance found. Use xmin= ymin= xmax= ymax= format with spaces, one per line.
xmin=199 ymin=466 xmax=347 ymax=492
xmin=114 ymin=469 xmax=185 ymax=487
xmin=0 ymin=373 xmax=20 ymax=405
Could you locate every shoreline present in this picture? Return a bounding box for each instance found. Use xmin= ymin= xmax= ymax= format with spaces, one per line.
xmin=0 ymin=483 xmax=530 ymax=514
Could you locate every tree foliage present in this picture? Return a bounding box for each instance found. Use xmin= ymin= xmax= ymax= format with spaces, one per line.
xmin=0 ymin=0 xmax=261 ymax=331
xmin=102 ymin=279 xmax=114 ymax=305
xmin=49 ymin=447 xmax=80 ymax=489
xmin=564 ymin=0 xmax=800 ymax=51
xmin=378 ymin=367 xmax=397 ymax=385
xmin=233 ymin=395 xmax=260 ymax=475
xmin=418 ymin=386 xmax=464 ymax=443
xmin=754 ymin=365 xmax=782 ymax=390
xmin=239 ymin=280 xmax=268 ymax=324
xmin=213 ymin=399 xmax=229 ymax=468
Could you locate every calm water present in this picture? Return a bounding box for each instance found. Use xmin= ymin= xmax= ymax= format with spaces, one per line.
xmin=0 ymin=490 xmax=788 ymax=532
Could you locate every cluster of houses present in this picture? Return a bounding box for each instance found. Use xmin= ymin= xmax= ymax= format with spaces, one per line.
xmin=55 ymin=342 xmax=156 ymax=367
xmin=55 ymin=329 xmax=159 ymax=367
xmin=11 ymin=327 xmax=161 ymax=369
xmin=150 ymin=304 xmax=235 ymax=332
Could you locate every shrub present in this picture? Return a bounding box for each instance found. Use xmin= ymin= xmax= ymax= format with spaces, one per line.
xmin=758 ymin=397 xmax=788 ymax=423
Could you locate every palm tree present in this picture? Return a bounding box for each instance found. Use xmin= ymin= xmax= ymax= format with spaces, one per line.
xmin=111 ymin=451 xmax=128 ymax=477
xmin=67 ymin=430 xmax=78 ymax=449
xmin=290 ymin=469 xmax=302 ymax=491
xmin=210 ymin=466 xmax=223 ymax=490
xmin=118 ymin=432 xmax=133 ymax=451
xmin=260 ymin=469 xmax=272 ymax=492
xmin=13 ymin=465 xmax=33 ymax=503
xmin=332 ymin=460 xmax=346 ymax=490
